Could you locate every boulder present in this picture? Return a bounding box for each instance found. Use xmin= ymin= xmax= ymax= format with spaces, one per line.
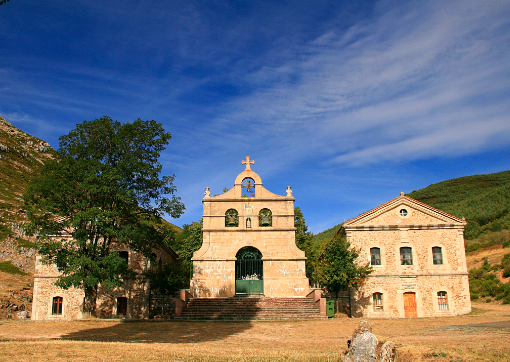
xmin=17 ymin=311 xmax=29 ymax=319
xmin=342 ymin=320 xmax=396 ymax=362
xmin=379 ymin=341 xmax=396 ymax=362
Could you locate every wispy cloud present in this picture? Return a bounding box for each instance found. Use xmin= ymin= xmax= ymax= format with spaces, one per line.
xmin=200 ymin=0 xmax=510 ymax=168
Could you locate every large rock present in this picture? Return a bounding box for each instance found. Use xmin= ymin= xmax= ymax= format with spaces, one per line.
xmin=17 ymin=311 xmax=29 ymax=319
xmin=379 ymin=341 xmax=396 ymax=362
xmin=342 ymin=321 xmax=396 ymax=362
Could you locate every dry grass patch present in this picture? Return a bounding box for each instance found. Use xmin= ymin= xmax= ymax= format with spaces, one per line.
xmin=1 ymin=304 xmax=510 ymax=361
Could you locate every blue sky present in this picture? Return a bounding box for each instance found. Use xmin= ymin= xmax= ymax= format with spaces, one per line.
xmin=1 ymin=0 xmax=510 ymax=233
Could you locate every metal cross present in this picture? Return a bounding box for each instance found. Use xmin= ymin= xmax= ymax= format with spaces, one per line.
xmin=244 ymin=180 xmax=254 ymax=192
xmin=242 ymin=156 xmax=255 ymax=170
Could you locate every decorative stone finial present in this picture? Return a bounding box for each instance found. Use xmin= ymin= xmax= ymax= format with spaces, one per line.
xmin=204 ymin=187 xmax=210 ymax=197
xmin=242 ymin=156 xmax=255 ymax=171
xmin=286 ymin=186 xmax=292 ymax=197
xmin=400 ymin=191 xmax=405 ymax=196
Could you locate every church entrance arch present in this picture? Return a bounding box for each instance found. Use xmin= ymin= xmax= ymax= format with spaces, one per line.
xmin=235 ymin=246 xmax=263 ymax=294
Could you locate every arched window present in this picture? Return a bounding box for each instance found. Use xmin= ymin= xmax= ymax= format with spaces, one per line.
xmin=225 ymin=209 xmax=239 ymax=227
xmin=242 ymin=178 xmax=255 ymax=197
xmin=117 ymin=297 xmax=128 ymax=315
xmin=400 ymin=247 xmax=413 ymax=265
xmin=373 ymin=293 xmax=383 ymax=311
xmin=259 ymin=208 xmax=272 ymax=227
xmin=438 ymin=291 xmax=448 ymax=310
xmin=370 ymin=248 xmax=381 ymax=265
xmin=52 ymin=296 xmax=63 ymax=315
xmin=432 ymin=247 xmax=443 ymax=265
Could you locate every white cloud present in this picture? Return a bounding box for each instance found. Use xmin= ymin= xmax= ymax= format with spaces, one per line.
xmin=200 ymin=0 xmax=510 ymax=169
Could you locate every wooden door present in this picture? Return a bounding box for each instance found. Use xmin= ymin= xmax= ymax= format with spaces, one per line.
xmin=403 ymin=292 xmax=417 ymax=318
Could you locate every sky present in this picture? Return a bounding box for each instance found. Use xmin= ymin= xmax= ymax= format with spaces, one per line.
xmin=1 ymin=0 xmax=510 ymax=233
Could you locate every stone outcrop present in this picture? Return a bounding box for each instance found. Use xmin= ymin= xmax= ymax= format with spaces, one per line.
xmin=342 ymin=321 xmax=396 ymax=362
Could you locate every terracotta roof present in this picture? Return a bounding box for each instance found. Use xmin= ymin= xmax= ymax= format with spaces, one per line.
xmin=344 ymin=194 xmax=465 ymax=225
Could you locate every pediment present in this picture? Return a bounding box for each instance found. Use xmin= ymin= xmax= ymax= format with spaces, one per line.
xmin=345 ymin=195 xmax=465 ymax=227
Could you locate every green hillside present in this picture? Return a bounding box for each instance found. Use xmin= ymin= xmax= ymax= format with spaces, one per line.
xmin=311 ymin=223 xmax=343 ymax=254
xmin=407 ymin=171 xmax=510 ymax=243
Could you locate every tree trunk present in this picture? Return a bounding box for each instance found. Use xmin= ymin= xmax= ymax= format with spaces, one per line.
xmin=83 ymin=285 xmax=98 ymax=318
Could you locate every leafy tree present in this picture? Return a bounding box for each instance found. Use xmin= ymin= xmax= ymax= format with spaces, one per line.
xmin=294 ymin=207 xmax=316 ymax=278
xmin=313 ymin=227 xmax=372 ymax=298
xmin=175 ymin=220 xmax=203 ymax=262
xmin=144 ymin=261 xmax=189 ymax=295
xmin=23 ymin=116 xmax=185 ymax=316
xmin=173 ymin=220 xmax=203 ymax=285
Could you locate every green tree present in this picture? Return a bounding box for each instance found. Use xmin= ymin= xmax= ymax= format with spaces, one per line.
xmin=313 ymin=227 xmax=372 ymax=297
xmin=23 ymin=116 xmax=185 ymax=316
xmin=173 ymin=220 xmax=203 ymax=285
xmin=175 ymin=220 xmax=203 ymax=262
xmin=294 ymin=207 xmax=316 ymax=277
xmin=144 ymin=261 xmax=189 ymax=295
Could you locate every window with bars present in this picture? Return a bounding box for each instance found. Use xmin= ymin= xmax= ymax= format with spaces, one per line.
xmin=373 ymin=293 xmax=383 ymax=311
xmin=438 ymin=291 xmax=448 ymax=310
xmin=117 ymin=297 xmax=128 ymax=316
xmin=400 ymin=247 xmax=413 ymax=265
xmin=52 ymin=296 xmax=63 ymax=315
xmin=432 ymin=247 xmax=443 ymax=265
xmin=370 ymin=247 xmax=381 ymax=266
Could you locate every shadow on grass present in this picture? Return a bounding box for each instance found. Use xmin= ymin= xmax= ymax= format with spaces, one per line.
xmin=60 ymin=320 xmax=254 ymax=344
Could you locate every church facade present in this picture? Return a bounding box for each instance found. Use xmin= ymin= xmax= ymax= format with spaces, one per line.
xmin=190 ymin=157 xmax=310 ymax=298
xmin=344 ymin=193 xmax=471 ymax=318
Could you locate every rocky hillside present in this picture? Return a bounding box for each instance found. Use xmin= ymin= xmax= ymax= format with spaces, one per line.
xmin=0 ymin=116 xmax=54 ymax=319
xmin=0 ymin=116 xmax=54 ymax=271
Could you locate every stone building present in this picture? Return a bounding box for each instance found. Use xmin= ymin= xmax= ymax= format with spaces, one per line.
xmin=344 ymin=192 xmax=471 ymax=318
xmin=190 ymin=156 xmax=310 ymax=298
xmin=31 ymin=236 xmax=177 ymax=320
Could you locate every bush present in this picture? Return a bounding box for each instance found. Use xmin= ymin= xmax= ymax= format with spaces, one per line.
xmin=503 ymin=269 xmax=510 ymax=278
xmin=503 ymin=241 xmax=510 ymax=248
xmin=470 ymin=292 xmax=479 ymax=301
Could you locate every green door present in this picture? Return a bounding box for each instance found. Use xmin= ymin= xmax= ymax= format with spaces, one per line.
xmin=235 ymin=247 xmax=263 ymax=294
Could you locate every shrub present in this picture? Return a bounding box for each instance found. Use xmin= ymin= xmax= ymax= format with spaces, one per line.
xmin=470 ymin=292 xmax=479 ymax=301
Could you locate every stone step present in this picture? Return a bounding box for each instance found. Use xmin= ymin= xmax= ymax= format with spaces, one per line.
xmin=177 ymin=296 xmax=324 ymax=321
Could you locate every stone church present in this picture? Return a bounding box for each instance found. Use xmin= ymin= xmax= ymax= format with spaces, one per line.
xmin=190 ymin=156 xmax=310 ymax=298
xmin=344 ymin=193 xmax=472 ymax=318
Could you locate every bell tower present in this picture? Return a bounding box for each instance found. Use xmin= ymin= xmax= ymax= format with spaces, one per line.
xmin=190 ymin=157 xmax=310 ymax=298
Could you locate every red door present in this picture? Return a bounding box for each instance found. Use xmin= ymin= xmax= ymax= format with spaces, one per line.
xmin=403 ymin=292 xmax=417 ymax=318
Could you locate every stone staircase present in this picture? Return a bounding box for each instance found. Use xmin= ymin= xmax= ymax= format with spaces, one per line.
xmin=177 ymin=295 xmax=325 ymax=321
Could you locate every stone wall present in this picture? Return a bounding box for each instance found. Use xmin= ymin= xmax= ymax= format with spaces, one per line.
xmin=191 ymin=165 xmax=310 ymax=298
xmin=31 ymin=240 xmax=175 ymax=320
xmin=345 ymin=194 xmax=471 ymax=318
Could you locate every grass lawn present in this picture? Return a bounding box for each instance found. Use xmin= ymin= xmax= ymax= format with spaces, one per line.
xmin=0 ymin=302 xmax=509 ymax=361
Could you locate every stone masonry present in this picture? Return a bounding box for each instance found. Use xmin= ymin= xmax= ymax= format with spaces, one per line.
xmin=190 ymin=157 xmax=310 ymax=298
xmin=345 ymin=193 xmax=471 ymax=318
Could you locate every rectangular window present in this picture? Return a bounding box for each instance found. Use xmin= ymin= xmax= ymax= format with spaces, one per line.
xmin=119 ymin=251 xmax=129 ymax=265
xmin=438 ymin=291 xmax=448 ymax=310
xmin=370 ymin=248 xmax=381 ymax=266
xmin=373 ymin=293 xmax=383 ymax=311
xmin=400 ymin=247 xmax=413 ymax=265
xmin=52 ymin=296 xmax=63 ymax=315
xmin=432 ymin=247 xmax=443 ymax=265
xmin=117 ymin=297 xmax=128 ymax=316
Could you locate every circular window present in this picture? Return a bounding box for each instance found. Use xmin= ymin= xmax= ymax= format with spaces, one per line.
xmin=399 ymin=209 xmax=408 ymax=217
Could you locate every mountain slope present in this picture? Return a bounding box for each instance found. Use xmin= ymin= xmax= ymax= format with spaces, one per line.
xmin=407 ymin=170 xmax=510 ymax=242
